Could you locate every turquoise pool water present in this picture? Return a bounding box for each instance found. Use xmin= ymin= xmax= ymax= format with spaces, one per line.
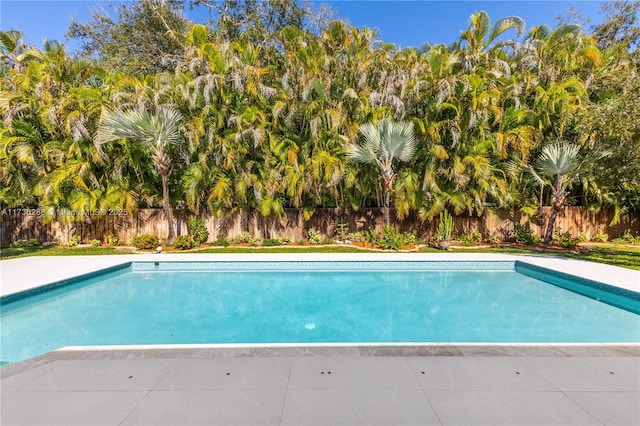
xmin=1 ymin=261 xmax=639 ymax=364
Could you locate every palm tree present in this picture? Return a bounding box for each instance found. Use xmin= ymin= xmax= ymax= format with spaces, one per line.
xmin=457 ymin=11 xmax=524 ymax=73
xmin=95 ymin=106 xmax=182 ymax=244
xmin=529 ymin=141 xmax=581 ymax=244
xmin=347 ymin=119 xmax=415 ymax=225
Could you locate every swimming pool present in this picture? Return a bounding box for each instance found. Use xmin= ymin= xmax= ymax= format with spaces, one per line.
xmin=1 ymin=260 xmax=639 ymax=364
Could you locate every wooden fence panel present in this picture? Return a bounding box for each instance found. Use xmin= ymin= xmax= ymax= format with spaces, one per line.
xmin=1 ymin=207 xmax=638 ymax=246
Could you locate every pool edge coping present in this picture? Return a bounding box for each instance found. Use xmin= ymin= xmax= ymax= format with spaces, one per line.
xmin=3 ymin=254 xmax=639 ymax=302
xmin=3 ymin=342 xmax=639 ymax=379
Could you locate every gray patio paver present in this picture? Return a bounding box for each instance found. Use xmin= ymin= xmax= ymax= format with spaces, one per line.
xmin=19 ymin=358 xmax=177 ymax=391
xmin=154 ymin=357 xmax=292 ymax=390
xmin=523 ymin=356 xmax=640 ymax=391
xmin=1 ymin=390 xmax=147 ymax=426
xmin=120 ymin=389 xmax=287 ymax=426
xmin=288 ymin=356 xmax=420 ymax=390
xmin=564 ymin=391 xmax=640 ymax=426
xmin=408 ymin=356 xmax=557 ymax=391
xmin=3 ymin=351 xmax=639 ymax=425
xmin=0 ymin=361 xmax=59 ymax=392
xmin=280 ymin=389 xmax=440 ymax=425
xmin=424 ymin=390 xmax=601 ymax=426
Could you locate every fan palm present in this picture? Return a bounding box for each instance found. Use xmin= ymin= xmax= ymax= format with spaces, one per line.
xmin=95 ymin=106 xmax=182 ymax=244
xmin=347 ymin=119 xmax=415 ymax=225
xmin=529 ymin=141 xmax=581 ymax=244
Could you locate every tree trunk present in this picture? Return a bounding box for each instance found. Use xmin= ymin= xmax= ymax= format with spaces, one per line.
xmin=161 ymin=174 xmax=175 ymax=245
xmin=543 ymin=207 xmax=559 ymax=245
xmin=381 ymin=168 xmax=395 ymax=227
xmin=544 ymin=187 xmax=567 ymax=245
xmin=383 ymin=187 xmax=390 ymax=226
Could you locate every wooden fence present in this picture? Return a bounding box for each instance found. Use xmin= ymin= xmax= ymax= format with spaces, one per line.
xmin=1 ymin=207 xmax=638 ymax=246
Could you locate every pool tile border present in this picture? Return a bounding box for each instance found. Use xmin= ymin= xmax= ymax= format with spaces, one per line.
xmin=515 ymin=261 xmax=640 ymax=314
xmin=0 ymin=262 xmax=131 ymax=304
xmin=131 ymin=259 xmax=516 ymax=271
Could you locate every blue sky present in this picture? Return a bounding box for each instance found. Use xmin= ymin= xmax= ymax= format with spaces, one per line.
xmin=1 ymin=1 xmax=607 ymax=51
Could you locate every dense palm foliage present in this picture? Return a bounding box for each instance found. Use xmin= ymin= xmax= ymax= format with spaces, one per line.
xmin=1 ymin=3 xmax=638 ymax=238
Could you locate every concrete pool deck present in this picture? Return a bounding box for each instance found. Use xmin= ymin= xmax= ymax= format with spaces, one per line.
xmin=1 ymin=253 xmax=639 ymax=425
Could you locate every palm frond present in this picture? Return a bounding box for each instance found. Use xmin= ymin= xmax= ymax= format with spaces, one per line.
xmin=95 ymin=106 xmax=182 ymax=150
xmin=382 ymin=120 xmax=416 ymax=162
xmin=349 ymin=119 xmax=415 ymax=166
xmin=490 ymin=16 xmax=525 ymax=44
xmin=536 ymin=141 xmax=580 ymax=176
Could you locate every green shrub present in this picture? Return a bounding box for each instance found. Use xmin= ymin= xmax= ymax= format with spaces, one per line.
xmin=511 ymin=223 xmax=541 ymax=245
xmin=456 ymin=233 xmax=475 ymax=246
xmin=591 ymin=233 xmax=609 ymax=242
xmin=554 ymin=230 xmax=580 ymax=249
xmin=173 ymin=235 xmax=195 ymax=250
xmin=260 ymin=236 xmax=293 ymax=247
xmin=379 ymin=224 xmax=404 ymax=250
xmin=230 ymin=231 xmax=253 ymax=244
xmin=130 ymin=234 xmax=159 ymax=250
xmin=578 ymin=232 xmax=589 ymax=243
xmin=307 ymin=228 xmax=322 ymax=245
xmin=488 ymin=234 xmax=501 ymax=244
xmin=187 ymin=217 xmax=209 ymax=245
xmin=364 ymin=226 xmax=381 ymax=246
xmin=90 ymin=239 xmax=102 ymax=247
xmin=322 ymin=236 xmax=334 ymax=244
xmin=456 ymin=231 xmax=482 ymax=245
xmin=10 ymin=239 xmax=38 ymax=248
xmin=362 ymin=226 xmax=416 ymax=251
xmin=277 ymin=235 xmax=291 ymax=245
xmin=262 ymin=238 xmax=280 ymax=246
xmin=107 ymin=234 xmax=119 ymax=246
xmin=612 ymin=233 xmax=640 ymax=245
xmin=211 ymin=235 xmax=229 ymax=247
xmin=403 ymin=230 xmax=417 ymax=246
xmin=346 ymin=231 xmax=363 ymax=243
xmin=63 ymin=235 xmax=82 ymax=248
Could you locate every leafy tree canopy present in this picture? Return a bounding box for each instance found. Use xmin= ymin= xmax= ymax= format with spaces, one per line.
xmin=189 ymin=0 xmax=339 ymax=43
xmin=592 ymin=1 xmax=640 ymax=53
xmin=67 ymin=0 xmax=189 ymax=75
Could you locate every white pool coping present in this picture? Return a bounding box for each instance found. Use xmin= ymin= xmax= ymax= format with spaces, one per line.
xmin=1 ymin=252 xmax=639 ymax=298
